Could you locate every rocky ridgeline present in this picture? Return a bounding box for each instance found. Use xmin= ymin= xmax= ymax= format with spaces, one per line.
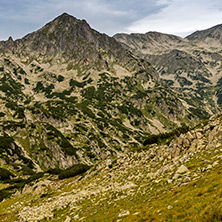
xmin=2 ymin=113 xmax=220 ymax=221
xmin=114 ymin=27 xmax=222 ymax=119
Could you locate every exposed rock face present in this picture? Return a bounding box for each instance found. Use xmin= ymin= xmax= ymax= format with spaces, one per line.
xmin=0 ymin=13 xmax=155 ymax=76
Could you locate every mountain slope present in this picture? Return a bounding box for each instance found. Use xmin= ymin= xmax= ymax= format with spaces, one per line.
xmin=114 ymin=29 xmax=222 ymax=117
xmin=0 ymin=13 xmax=202 ymax=175
xmin=0 ymin=112 xmax=221 ymax=221
xmin=1 ymin=13 xmax=222 ymax=222
xmin=186 ymin=23 xmax=222 ymax=49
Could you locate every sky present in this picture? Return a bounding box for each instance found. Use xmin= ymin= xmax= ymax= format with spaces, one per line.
xmin=0 ymin=0 xmax=222 ymax=40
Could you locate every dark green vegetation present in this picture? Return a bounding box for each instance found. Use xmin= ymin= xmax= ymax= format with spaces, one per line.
xmin=0 ymin=168 xmax=14 ymax=181
xmin=0 ymin=163 xmax=91 ymax=202
xmin=143 ymin=124 xmax=189 ymax=146
xmin=0 ymin=136 xmax=14 ymax=153
xmin=0 ymin=135 xmax=35 ymax=176
xmin=0 ymin=172 xmax=44 ymax=202
xmin=58 ymin=164 xmax=91 ymax=179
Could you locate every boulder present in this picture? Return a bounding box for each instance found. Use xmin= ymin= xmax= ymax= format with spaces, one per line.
xmin=186 ymin=132 xmax=194 ymax=142
xmin=176 ymin=165 xmax=189 ymax=174
xmin=183 ymin=138 xmax=190 ymax=148
xmin=64 ymin=216 xmax=71 ymax=222
xmin=118 ymin=210 xmax=130 ymax=218
xmin=188 ymin=140 xmax=198 ymax=153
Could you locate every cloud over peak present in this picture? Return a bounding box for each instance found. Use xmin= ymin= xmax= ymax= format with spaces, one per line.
xmin=0 ymin=0 xmax=222 ymax=40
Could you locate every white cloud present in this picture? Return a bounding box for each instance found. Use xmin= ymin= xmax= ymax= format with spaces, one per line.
xmin=127 ymin=0 xmax=222 ymax=37
xmin=156 ymin=0 xmax=172 ymax=6
xmin=0 ymin=0 xmax=166 ymax=39
xmin=0 ymin=0 xmax=222 ymax=40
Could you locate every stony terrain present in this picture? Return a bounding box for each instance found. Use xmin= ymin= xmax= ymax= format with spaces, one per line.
xmin=0 ymin=112 xmax=221 ymax=221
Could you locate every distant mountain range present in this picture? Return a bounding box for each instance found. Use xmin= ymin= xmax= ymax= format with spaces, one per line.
xmin=114 ymin=23 xmax=222 ymax=115
xmin=0 ymin=13 xmax=221 ymax=176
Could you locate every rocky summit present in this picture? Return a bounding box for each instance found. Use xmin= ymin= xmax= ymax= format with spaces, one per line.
xmin=0 ymin=13 xmax=222 ymax=222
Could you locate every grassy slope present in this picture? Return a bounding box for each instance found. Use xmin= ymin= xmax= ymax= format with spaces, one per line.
xmin=0 ymin=114 xmax=221 ymax=222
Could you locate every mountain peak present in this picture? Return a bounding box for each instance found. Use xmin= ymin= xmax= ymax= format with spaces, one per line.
xmin=47 ymin=12 xmax=89 ymax=31
xmin=53 ymin=12 xmax=79 ymax=23
xmin=7 ymin=36 xmax=13 ymax=42
xmin=58 ymin=12 xmax=71 ymax=17
xmin=12 ymin=13 xmax=97 ymax=59
xmin=186 ymin=23 xmax=222 ymax=41
xmin=2 ymin=13 xmax=152 ymax=73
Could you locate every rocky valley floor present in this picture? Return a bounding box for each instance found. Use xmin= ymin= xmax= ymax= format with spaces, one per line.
xmin=0 ymin=113 xmax=222 ymax=221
